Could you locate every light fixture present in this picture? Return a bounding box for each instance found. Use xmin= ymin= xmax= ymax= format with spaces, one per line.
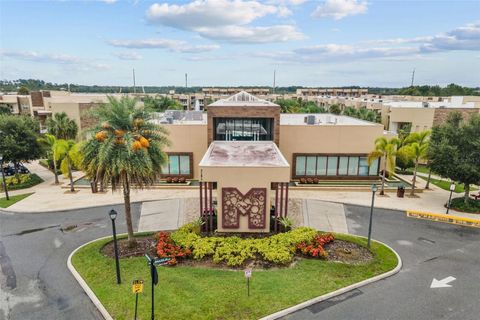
xmin=109 ymin=209 xmax=117 ymax=220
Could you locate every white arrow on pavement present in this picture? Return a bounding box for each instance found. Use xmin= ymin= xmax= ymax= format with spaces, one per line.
xmin=430 ymin=276 xmax=456 ymax=288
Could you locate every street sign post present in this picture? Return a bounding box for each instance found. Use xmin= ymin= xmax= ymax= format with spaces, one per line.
xmin=244 ymin=268 xmax=252 ymax=297
xmin=153 ymin=257 xmax=172 ymax=266
xmin=145 ymin=254 xmax=158 ymax=320
xmin=132 ymin=280 xmax=144 ymax=320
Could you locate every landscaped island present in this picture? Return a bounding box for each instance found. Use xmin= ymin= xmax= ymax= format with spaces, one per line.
xmin=72 ymin=224 xmax=398 ymax=320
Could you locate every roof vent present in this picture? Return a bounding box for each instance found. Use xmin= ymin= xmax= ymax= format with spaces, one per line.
xmin=306 ymin=115 xmax=316 ymax=125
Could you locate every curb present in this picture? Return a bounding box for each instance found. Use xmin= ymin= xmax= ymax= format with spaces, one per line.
xmin=259 ymin=238 xmax=402 ymax=320
xmin=67 ymin=235 xmax=114 ymax=320
xmin=68 ymin=234 xmax=402 ymax=320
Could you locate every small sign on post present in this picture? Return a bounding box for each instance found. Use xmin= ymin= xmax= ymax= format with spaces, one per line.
xmin=132 ymin=280 xmax=144 ymax=320
xmin=244 ymin=268 xmax=252 ymax=297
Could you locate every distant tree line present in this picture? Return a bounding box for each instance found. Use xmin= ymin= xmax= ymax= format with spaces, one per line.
xmin=1 ymin=79 xmax=478 ymax=96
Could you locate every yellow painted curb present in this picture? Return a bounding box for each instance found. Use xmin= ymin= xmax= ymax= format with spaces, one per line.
xmin=406 ymin=210 xmax=480 ymax=228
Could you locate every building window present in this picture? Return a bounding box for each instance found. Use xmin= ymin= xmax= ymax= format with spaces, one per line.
xmin=338 ymin=156 xmax=349 ymax=175
xmin=214 ymin=117 xmax=274 ymax=141
xmin=293 ymin=154 xmax=379 ymax=179
xmin=161 ymin=153 xmax=193 ymax=178
xmin=359 ymin=157 xmax=369 ymax=176
xmin=327 ymin=156 xmax=338 ymax=175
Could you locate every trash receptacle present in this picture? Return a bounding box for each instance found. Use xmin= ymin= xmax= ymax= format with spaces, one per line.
xmin=397 ymin=186 xmax=405 ymax=198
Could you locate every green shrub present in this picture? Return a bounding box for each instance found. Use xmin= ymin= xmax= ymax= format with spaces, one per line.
xmin=450 ymin=197 xmax=480 ymax=213
xmin=170 ymin=226 xmax=318 ymax=266
xmin=0 ymin=174 xmax=43 ymax=191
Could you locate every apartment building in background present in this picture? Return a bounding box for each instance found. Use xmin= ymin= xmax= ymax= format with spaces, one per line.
xmin=1 ymin=88 xmax=479 ymax=135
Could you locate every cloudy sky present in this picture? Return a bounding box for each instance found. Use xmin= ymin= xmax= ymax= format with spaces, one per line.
xmin=1 ymin=0 xmax=479 ymax=87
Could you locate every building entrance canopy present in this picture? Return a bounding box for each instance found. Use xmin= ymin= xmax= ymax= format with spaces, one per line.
xmin=199 ymin=141 xmax=290 ymax=233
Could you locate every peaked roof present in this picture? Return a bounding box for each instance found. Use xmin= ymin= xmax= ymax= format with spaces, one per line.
xmin=208 ymin=91 xmax=279 ymax=107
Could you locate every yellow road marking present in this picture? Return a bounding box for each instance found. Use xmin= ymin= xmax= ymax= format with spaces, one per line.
xmin=406 ymin=210 xmax=480 ymax=228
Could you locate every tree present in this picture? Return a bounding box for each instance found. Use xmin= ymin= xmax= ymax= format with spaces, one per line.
xmin=46 ymin=112 xmax=79 ymax=140
xmin=0 ymin=106 xmax=11 ymax=114
xmin=0 ymin=115 xmax=42 ymax=178
xmin=38 ymin=133 xmax=61 ymax=184
xmin=428 ymin=113 xmax=480 ymax=204
xmin=328 ymin=104 xmax=341 ymax=115
xmin=368 ymin=137 xmax=399 ymax=195
xmin=404 ymin=130 xmax=430 ymax=196
xmin=17 ymin=86 xmax=29 ymax=95
xmin=57 ymin=140 xmax=82 ymax=192
xmin=276 ymin=99 xmax=300 ymax=113
xmin=144 ymin=95 xmax=182 ymax=112
xmin=80 ymin=96 xmax=170 ymax=245
xmin=395 ymin=147 xmax=415 ymax=173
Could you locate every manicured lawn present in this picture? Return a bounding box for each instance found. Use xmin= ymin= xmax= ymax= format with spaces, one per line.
xmin=418 ymin=176 xmax=477 ymax=193
xmin=0 ymin=193 xmax=34 ymax=208
xmin=72 ymin=234 xmax=398 ymax=320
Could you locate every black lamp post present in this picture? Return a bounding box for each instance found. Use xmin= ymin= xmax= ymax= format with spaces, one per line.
xmin=367 ymin=184 xmax=377 ymax=248
xmin=0 ymin=153 xmax=9 ymax=201
xmin=446 ymin=183 xmax=456 ymax=215
xmin=109 ymin=209 xmax=121 ymax=284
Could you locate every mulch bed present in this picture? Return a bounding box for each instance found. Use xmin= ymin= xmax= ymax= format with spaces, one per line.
xmin=101 ymin=235 xmax=374 ymax=266
xmin=101 ymin=236 xmax=157 ymax=258
xmin=324 ymin=240 xmax=374 ymax=264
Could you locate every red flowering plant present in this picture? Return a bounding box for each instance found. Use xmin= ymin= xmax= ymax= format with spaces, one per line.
xmin=296 ymin=233 xmax=335 ymax=258
xmin=156 ymin=232 xmax=191 ymax=265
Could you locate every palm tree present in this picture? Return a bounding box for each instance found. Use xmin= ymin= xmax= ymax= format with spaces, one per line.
xmin=47 ymin=112 xmax=79 ymax=140
xmin=80 ymin=96 xmax=170 ymax=245
xmin=404 ymin=131 xmax=430 ymax=196
xmin=56 ymin=139 xmax=81 ymax=192
xmin=38 ymin=133 xmax=60 ymax=184
xmin=368 ymin=137 xmax=400 ymax=195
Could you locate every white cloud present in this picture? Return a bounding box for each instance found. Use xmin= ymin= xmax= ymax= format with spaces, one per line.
xmin=1 ymin=51 xmax=81 ymax=64
xmin=113 ymin=52 xmax=143 ymax=60
xmin=146 ymin=0 xmax=304 ymax=43
xmin=312 ymin=0 xmax=368 ymax=20
xmin=101 ymin=0 xmax=117 ymax=4
xmin=147 ymin=0 xmax=279 ymax=29
xmin=1 ymin=50 xmax=110 ymax=71
xmin=108 ymin=38 xmax=220 ymax=52
xmin=197 ymin=25 xmax=305 ymax=43
xmin=252 ymin=22 xmax=480 ymax=64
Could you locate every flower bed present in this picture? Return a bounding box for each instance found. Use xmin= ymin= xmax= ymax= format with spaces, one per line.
xmin=154 ymin=224 xmax=353 ymax=268
xmin=72 ymin=232 xmax=398 ymax=320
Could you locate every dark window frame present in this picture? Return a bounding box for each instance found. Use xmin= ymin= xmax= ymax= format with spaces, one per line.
xmin=292 ymin=153 xmax=380 ymax=180
xmin=161 ymin=152 xmax=194 ymax=179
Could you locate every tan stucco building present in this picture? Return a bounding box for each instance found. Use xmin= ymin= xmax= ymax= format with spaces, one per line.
xmin=157 ymin=91 xmax=385 ymax=182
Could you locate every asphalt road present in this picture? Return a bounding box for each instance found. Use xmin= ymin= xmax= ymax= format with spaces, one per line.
xmin=285 ymin=204 xmax=480 ymax=320
xmin=1 ymin=203 xmax=479 ymax=320
xmin=0 ymin=204 xmax=141 ymax=320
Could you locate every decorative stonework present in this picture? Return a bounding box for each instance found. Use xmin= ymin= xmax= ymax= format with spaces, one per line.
xmin=222 ymin=188 xmax=267 ymax=229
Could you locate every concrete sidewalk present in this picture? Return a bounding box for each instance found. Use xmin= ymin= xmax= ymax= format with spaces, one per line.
xmin=302 ymin=200 xmax=349 ymax=233
xmin=2 ymin=161 xmax=478 ymax=221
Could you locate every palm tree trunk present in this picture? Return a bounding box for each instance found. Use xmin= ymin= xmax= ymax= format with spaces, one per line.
xmin=52 ymin=152 xmax=59 ymax=184
xmin=67 ymin=159 xmax=74 ymax=192
xmin=380 ymin=155 xmax=386 ymax=195
xmin=425 ymin=166 xmax=432 ymax=189
xmin=411 ymin=158 xmax=418 ymax=196
xmin=122 ymin=172 xmax=135 ymax=246
xmin=14 ymin=162 xmax=20 ymax=183
xmin=464 ymin=183 xmax=470 ymax=205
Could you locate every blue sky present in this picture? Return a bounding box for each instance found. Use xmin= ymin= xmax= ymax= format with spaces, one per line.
xmin=1 ymin=0 xmax=479 ymax=87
